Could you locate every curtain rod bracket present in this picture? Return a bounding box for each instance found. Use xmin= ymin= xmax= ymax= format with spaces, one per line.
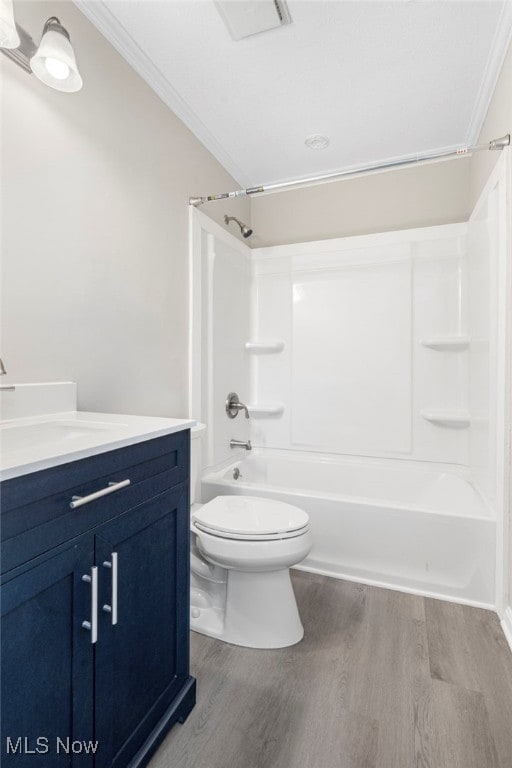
xmin=189 ymin=196 xmax=206 ymax=207
xmin=489 ymin=134 xmax=510 ymax=150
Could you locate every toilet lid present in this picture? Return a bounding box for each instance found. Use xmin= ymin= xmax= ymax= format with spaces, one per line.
xmin=192 ymin=495 xmax=309 ymax=538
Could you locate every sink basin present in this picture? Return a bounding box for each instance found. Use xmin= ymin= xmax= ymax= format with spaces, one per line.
xmin=0 ymin=419 xmax=126 ymax=453
xmin=0 ymin=384 xmax=195 ymax=480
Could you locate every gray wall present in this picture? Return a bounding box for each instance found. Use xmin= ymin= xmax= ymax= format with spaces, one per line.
xmin=1 ymin=0 xmax=250 ymax=418
xmin=250 ymin=157 xmax=471 ymax=248
xmin=470 ymin=40 xmax=512 ymax=207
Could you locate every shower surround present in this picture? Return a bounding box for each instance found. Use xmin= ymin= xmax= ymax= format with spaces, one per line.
xmin=190 ymin=162 xmax=508 ymax=609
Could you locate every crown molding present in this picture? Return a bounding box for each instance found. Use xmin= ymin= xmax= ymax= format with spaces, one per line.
xmin=72 ymin=0 xmax=251 ymax=188
xmin=465 ymin=0 xmax=512 ymax=145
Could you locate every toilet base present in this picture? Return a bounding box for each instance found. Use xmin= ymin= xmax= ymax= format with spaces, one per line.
xmin=191 ymin=568 xmax=304 ymax=649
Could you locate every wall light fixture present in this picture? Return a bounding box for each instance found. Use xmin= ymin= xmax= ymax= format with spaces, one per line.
xmin=0 ymin=0 xmax=20 ymax=48
xmin=1 ymin=12 xmax=82 ymax=92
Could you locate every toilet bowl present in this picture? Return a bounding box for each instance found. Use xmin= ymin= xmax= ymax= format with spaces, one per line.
xmin=189 ymin=419 xmax=312 ymax=648
xmin=190 ymin=495 xmax=312 ymax=648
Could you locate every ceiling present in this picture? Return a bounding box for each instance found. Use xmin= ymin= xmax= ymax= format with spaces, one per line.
xmin=75 ymin=0 xmax=512 ymax=188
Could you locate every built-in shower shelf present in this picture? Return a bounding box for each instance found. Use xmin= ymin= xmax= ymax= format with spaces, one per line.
xmin=245 ymin=341 xmax=285 ymax=353
xmin=421 ymin=410 xmax=471 ymax=428
xmin=247 ymin=404 xmax=284 ymax=416
xmin=421 ymin=336 xmax=470 ymax=351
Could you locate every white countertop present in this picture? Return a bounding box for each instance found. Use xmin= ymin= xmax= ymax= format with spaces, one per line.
xmin=0 ymin=410 xmax=195 ymax=481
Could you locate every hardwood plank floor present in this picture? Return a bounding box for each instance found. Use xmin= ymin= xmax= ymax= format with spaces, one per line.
xmin=461 ymin=604 xmax=512 ymax=768
xmin=424 ymin=599 xmax=481 ymax=692
xmin=149 ymin=572 xmax=512 ymax=768
xmin=416 ymin=680 xmax=500 ymax=768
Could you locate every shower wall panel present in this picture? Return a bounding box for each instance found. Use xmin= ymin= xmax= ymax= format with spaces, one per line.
xmin=210 ymin=237 xmax=251 ymax=466
xmin=468 ymin=172 xmax=507 ymax=511
xmin=250 ymin=224 xmax=469 ymax=464
xmin=291 ymin=255 xmax=412 ymax=455
xmin=190 ymin=213 xmax=252 ymax=470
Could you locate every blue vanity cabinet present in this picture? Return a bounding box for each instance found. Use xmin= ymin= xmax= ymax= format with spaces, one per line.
xmin=1 ymin=539 xmax=95 ymax=768
xmin=0 ymin=430 xmax=195 ymax=768
xmin=94 ymin=485 xmax=193 ymax=768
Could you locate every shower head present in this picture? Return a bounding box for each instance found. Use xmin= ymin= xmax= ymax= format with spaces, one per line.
xmin=224 ymin=215 xmax=253 ymax=239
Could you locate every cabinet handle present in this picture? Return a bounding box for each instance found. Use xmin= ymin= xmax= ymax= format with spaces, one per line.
xmin=82 ymin=567 xmax=98 ymax=644
xmin=102 ymin=552 xmax=118 ymax=626
xmin=70 ymin=479 xmax=130 ymax=509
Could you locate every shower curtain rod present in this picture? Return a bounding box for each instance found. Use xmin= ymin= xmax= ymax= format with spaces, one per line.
xmin=189 ymin=134 xmax=510 ymax=207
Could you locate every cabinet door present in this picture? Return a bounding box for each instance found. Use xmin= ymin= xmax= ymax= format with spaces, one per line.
xmin=94 ymin=484 xmax=190 ymax=768
xmin=1 ymin=540 xmax=95 ymax=768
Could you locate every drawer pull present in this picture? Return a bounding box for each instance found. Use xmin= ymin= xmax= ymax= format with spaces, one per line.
xmin=102 ymin=552 xmax=118 ymax=626
xmin=70 ymin=479 xmax=131 ymax=509
xmin=82 ymin=567 xmax=98 ymax=644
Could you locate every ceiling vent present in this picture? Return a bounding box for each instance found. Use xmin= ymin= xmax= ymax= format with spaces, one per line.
xmin=214 ymin=0 xmax=291 ymax=41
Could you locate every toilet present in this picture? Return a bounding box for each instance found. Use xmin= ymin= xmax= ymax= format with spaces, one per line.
xmin=189 ymin=424 xmax=313 ymax=649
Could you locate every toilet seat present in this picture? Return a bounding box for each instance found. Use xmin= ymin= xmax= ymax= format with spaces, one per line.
xmin=192 ymin=495 xmax=309 ymax=541
xmin=192 ymin=521 xmax=309 ymax=541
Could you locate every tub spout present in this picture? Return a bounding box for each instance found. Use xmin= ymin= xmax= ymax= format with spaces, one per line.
xmin=230 ymin=439 xmax=252 ymax=451
xmin=0 ymin=357 xmax=15 ymax=391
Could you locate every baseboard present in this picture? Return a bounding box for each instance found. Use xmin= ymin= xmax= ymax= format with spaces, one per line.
xmin=501 ymin=606 xmax=512 ymax=653
xmin=293 ymin=563 xmax=496 ymax=612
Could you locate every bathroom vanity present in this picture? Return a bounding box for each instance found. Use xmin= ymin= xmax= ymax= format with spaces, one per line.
xmin=0 ymin=384 xmax=195 ymax=768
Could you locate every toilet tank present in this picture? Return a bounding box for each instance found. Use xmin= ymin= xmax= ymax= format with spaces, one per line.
xmin=190 ymin=422 xmax=207 ymax=505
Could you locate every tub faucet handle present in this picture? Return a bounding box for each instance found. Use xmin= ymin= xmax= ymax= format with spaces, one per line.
xmin=226 ymin=392 xmax=250 ymax=419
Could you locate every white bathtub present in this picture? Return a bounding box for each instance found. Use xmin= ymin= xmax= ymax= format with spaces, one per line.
xmin=201 ymin=450 xmax=496 ymax=607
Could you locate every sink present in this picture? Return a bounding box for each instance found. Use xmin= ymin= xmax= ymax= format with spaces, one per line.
xmin=0 ymin=382 xmax=195 ymax=480
xmin=0 ymin=419 xmax=127 ymax=453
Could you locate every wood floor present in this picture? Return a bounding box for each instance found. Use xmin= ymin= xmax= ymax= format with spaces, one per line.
xmin=150 ymin=571 xmax=512 ymax=768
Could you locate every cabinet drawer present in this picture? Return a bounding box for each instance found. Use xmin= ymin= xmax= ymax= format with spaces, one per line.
xmin=1 ymin=431 xmax=190 ymax=575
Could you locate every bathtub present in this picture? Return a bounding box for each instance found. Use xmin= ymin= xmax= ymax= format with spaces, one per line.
xmin=201 ymin=449 xmax=496 ymax=608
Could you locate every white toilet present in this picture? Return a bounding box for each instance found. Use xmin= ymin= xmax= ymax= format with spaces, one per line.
xmin=189 ymin=425 xmax=312 ymax=649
